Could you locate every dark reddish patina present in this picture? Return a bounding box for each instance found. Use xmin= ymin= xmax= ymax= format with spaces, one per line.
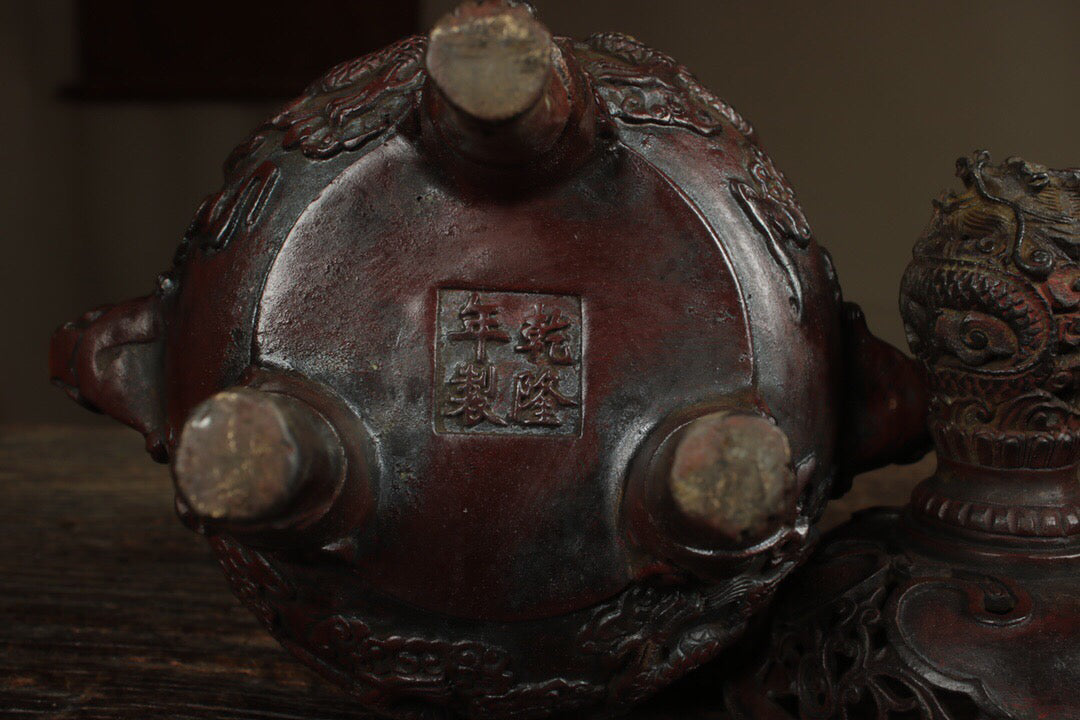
xmin=727 ymin=152 xmax=1080 ymax=720
xmin=49 ymin=2 xmax=927 ymax=718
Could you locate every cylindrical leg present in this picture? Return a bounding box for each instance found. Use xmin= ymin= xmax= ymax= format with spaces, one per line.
xmin=173 ymin=387 xmax=341 ymax=525
xmin=665 ymin=412 xmax=796 ymax=547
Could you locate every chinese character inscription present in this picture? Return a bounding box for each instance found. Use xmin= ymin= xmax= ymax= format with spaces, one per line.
xmin=435 ymin=289 xmax=583 ymax=435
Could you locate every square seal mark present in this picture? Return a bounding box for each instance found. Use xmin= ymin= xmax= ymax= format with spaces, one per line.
xmin=434 ymin=289 xmax=583 ymax=436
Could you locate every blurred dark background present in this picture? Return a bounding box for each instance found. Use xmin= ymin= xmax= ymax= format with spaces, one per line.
xmin=3 ymin=0 xmax=1079 ymax=425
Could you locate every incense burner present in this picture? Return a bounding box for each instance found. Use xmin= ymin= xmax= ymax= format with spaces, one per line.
xmin=50 ymin=3 xmax=927 ymax=717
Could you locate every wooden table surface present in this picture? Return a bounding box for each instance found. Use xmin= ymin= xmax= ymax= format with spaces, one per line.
xmin=0 ymin=425 xmax=931 ymax=719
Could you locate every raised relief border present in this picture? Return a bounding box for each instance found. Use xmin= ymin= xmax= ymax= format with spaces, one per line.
xmin=434 ymin=289 xmax=583 ymax=436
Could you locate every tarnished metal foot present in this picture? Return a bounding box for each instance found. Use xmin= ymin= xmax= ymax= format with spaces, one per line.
xmin=171 ymin=375 xmax=377 ymax=548
xmin=173 ymin=387 xmax=341 ymax=525
xmin=666 ymin=412 xmax=796 ymax=547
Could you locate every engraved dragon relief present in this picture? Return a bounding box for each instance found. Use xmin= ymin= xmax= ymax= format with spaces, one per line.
xmin=163 ymin=128 xmax=277 ymax=282
xmin=578 ymin=552 xmax=804 ymax=713
xmin=575 ymin=32 xmax=815 ymax=321
xmin=268 ymin=35 xmax=427 ymax=160
xmin=163 ymin=36 xmax=427 ymax=286
xmin=731 ymin=146 xmax=815 ymax=320
xmin=210 ymin=535 xmax=602 ymax=720
xmin=210 ymin=533 xmax=806 ymax=719
xmin=575 ymin=32 xmax=755 ymax=139
xmin=305 ymin=615 xmax=602 ymax=719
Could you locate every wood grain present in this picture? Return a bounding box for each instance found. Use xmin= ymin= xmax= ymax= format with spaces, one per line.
xmin=0 ymin=425 xmax=927 ymax=718
xmin=0 ymin=425 xmax=370 ymax=719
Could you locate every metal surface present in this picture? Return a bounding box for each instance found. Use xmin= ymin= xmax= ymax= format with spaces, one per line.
xmin=49 ymin=2 xmax=928 ymax=717
xmin=727 ymin=153 xmax=1080 ymax=720
xmin=665 ymin=412 xmax=796 ymax=546
xmin=172 ymin=388 xmax=341 ymax=524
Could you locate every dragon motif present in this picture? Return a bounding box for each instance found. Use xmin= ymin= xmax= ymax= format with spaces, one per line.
xmin=731 ymin=145 xmax=815 ymax=319
xmin=578 ymin=547 xmax=803 ymax=712
xmin=210 ymin=533 xmax=804 ymax=720
xmin=575 ymin=32 xmax=816 ymax=321
xmin=900 ymin=152 xmax=1080 ymax=472
xmin=576 ymin=32 xmax=755 ymax=139
xmin=162 ymin=36 xmax=427 ymax=282
xmin=269 ymin=35 xmax=427 ymax=159
xmin=730 ymin=155 xmax=1080 ymax=720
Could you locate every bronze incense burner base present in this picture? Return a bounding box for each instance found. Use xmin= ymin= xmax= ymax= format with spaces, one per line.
xmin=49 ymin=2 xmax=941 ymax=718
